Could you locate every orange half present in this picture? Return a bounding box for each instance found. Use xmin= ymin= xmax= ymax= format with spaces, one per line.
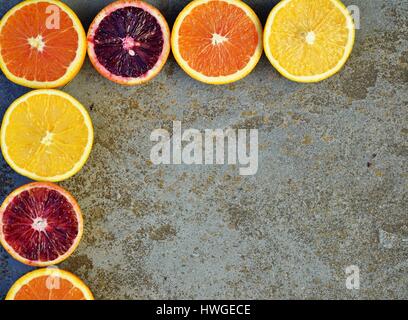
xmin=0 ymin=90 xmax=94 ymax=182
xmin=263 ymin=0 xmax=355 ymax=82
xmin=6 ymin=268 xmax=94 ymax=300
xmin=0 ymin=0 xmax=86 ymax=88
xmin=172 ymin=0 xmax=263 ymax=84
xmin=0 ymin=182 xmax=84 ymax=267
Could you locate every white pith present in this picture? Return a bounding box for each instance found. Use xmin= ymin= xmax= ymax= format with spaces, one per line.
xmin=211 ymin=33 xmax=228 ymax=45
xmin=32 ymin=217 xmax=47 ymax=232
xmin=305 ymin=31 xmax=316 ymax=45
xmin=28 ymin=35 xmax=45 ymax=52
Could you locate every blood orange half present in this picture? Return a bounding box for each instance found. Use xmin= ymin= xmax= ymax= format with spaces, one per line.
xmin=0 ymin=0 xmax=86 ymax=89
xmin=87 ymin=0 xmax=170 ymax=85
xmin=6 ymin=268 xmax=94 ymax=300
xmin=0 ymin=182 xmax=83 ymax=267
xmin=172 ymin=0 xmax=263 ymax=84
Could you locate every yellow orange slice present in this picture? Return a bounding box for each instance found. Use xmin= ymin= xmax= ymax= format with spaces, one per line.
xmin=0 ymin=0 xmax=86 ymax=88
xmin=6 ymin=268 xmax=94 ymax=300
xmin=172 ymin=0 xmax=263 ymax=84
xmin=264 ymin=0 xmax=355 ymax=82
xmin=0 ymin=90 xmax=94 ymax=182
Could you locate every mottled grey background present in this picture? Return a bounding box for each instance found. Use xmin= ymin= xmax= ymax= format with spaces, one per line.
xmin=0 ymin=0 xmax=407 ymax=299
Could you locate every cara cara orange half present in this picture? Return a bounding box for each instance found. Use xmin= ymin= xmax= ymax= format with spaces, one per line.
xmin=0 ymin=0 xmax=86 ymax=88
xmin=172 ymin=0 xmax=263 ymax=85
xmin=6 ymin=268 xmax=94 ymax=300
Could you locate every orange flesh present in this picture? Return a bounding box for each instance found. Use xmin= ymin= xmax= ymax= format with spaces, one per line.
xmin=13 ymin=276 xmax=87 ymax=300
xmin=178 ymin=1 xmax=259 ymax=77
xmin=0 ymin=2 xmax=78 ymax=82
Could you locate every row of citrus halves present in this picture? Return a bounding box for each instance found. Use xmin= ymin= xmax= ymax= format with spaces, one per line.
xmin=0 ymin=0 xmax=355 ymax=88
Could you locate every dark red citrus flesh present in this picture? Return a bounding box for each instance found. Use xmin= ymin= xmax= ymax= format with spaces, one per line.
xmin=2 ymin=187 xmax=79 ymax=263
xmin=92 ymin=6 xmax=164 ymax=78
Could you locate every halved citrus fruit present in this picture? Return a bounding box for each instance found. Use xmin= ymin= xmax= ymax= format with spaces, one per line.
xmin=172 ymin=0 xmax=263 ymax=85
xmin=263 ymin=0 xmax=355 ymax=83
xmin=0 ymin=182 xmax=83 ymax=267
xmin=0 ymin=0 xmax=87 ymax=89
xmin=6 ymin=268 xmax=94 ymax=300
xmin=87 ymin=0 xmax=170 ymax=85
xmin=0 ymin=89 xmax=94 ymax=182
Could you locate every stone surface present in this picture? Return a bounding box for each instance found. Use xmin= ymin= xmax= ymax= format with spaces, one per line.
xmin=0 ymin=0 xmax=407 ymax=299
